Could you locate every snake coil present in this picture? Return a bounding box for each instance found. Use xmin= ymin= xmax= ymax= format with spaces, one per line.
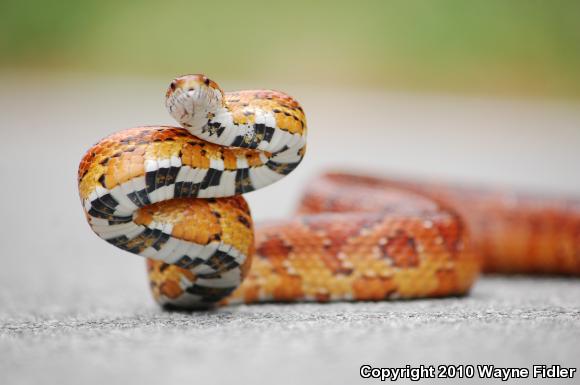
xmin=79 ymin=74 xmax=306 ymax=307
xmin=79 ymin=74 xmax=579 ymax=310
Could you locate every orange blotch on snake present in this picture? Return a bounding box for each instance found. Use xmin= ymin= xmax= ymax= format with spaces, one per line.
xmin=272 ymin=274 xmax=304 ymax=301
xmin=352 ymin=276 xmax=396 ymax=301
xmin=380 ymin=230 xmax=420 ymax=268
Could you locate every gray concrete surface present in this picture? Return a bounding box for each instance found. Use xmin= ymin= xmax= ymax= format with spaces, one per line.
xmin=1 ymin=278 xmax=579 ymax=385
xmin=0 ymin=75 xmax=579 ymax=384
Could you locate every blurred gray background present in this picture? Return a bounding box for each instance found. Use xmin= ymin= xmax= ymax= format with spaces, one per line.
xmin=1 ymin=1 xmax=580 ymax=384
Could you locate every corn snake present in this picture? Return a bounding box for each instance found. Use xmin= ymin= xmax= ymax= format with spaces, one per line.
xmin=78 ymin=74 xmax=579 ymax=309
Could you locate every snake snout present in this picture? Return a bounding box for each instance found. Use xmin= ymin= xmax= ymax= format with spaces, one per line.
xmin=165 ymin=74 xmax=225 ymax=130
xmin=166 ymin=92 xmax=194 ymax=127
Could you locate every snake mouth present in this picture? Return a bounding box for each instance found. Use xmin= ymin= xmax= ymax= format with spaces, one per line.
xmin=167 ymin=89 xmax=196 ymax=123
xmin=181 ymin=104 xmax=194 ymax=123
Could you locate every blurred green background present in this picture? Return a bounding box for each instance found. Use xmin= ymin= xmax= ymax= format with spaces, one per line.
xmin=1 ymin=0 xmax=579 ymax=98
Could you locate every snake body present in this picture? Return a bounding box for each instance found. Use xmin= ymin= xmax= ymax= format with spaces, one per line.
xmin=79 ymin=74 xmax=579 ymax=309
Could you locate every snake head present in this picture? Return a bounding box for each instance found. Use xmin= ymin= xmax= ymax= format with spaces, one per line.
xmin=165 ymin=74 xmax=224 ymax=129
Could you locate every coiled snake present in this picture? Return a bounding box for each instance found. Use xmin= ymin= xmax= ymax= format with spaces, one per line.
xmin=78 ymin=74 xmax=580 ymax=309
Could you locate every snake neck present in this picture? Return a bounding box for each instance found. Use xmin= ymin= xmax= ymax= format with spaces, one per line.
xmin=165 ymin=74 xmax=306 ymax=168
xmin=190 ymin=105 xmax=306 ymax=158
xmin=200 ymin=106 xmax=256 ymax=147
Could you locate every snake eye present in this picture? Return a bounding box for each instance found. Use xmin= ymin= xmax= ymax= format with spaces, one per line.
xmin=170 ymin=81 xmax=176 ymax=91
